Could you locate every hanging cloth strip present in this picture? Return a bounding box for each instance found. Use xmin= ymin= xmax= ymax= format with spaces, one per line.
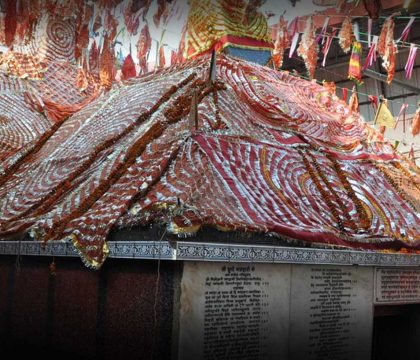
xmin=363 ymin=36 xmax=378 ymax=70
xmin=398 ymin=16 xmax=415 ymax=43
xmin=316 ymin=17 xmax=329 ymax=44
xmin=394 ymin=103 xmax=408 ymax=132
xmin=368 ymin=18 xmax=372 ymax=47
xmin=405 ymin=43 xmax=417 ymax=80
xmin=348 ymin=41 xmax=363 ymax=84
xmin=322 ymin=30 xmax=336 ymax=67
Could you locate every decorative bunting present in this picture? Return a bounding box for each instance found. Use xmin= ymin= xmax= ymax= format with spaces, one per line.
xmin=367 ymin=18 xmax=372 ymax=47
xmin=352 ymin=21 xmax=360 ymax=42
xmin=348 ymin=41 xmax=363 ymax=84
xmin=405 ymin=43 xmax=417 ymax=80
xmin=362 ymin=38 xmax=377 ymax=70
xmin=289 ymin=16 xmax=298 ymax=39
xmin=394 ymin=103 xmax=408 ymax=132
xmin=316 ymin=16 xmax=329 ymax=43
xmin=398 ymin=16 xmax=415 ymax=43
xmin=289 ymin=32 xmax=300 ymax=58
xmin=322 ymin=30 xmax=336 ymax=67
xmin=374 ymin=99 xmax=395 ymax=129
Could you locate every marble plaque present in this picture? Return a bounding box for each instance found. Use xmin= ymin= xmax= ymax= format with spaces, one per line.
xmin=289 ymin=265 xmax=374 ymax=360
xmin=178 ymin=262 xmax=291 ymax=360
xmin=374 ymin=267 xmax=420 ymax=304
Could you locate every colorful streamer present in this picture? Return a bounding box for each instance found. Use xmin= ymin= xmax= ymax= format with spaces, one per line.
xmin=405 ymin=43 xmax=417 ymax=80
xmin=398 ymin=16 xmax=415 ymax=43
xmin=348 ymin=41 xmax=363 ymax=84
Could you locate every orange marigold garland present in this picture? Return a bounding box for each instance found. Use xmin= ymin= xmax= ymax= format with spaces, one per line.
xmin=297 ymin=17 xmax=318 ymax=79
xmin=378 ymin=17 xmax=396 ymax=83
xmin=338 ymin=17 xmax=353 ymax=54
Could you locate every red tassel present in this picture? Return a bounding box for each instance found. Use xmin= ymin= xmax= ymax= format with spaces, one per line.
xmin=342 ymin=87 xmax=348 ymax=102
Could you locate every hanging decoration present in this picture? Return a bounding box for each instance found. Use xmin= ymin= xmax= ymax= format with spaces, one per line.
xmin=321 ymin=30 xmax=336 ymax=67
xmin=170 ymin=50 xmax=178 ymax=65
xmin=104 ymin=10 xmax=119 ymax=43
xmin=348 ymin=41 xmax=363 ymax=84
xmin=99 ymin=35 xmax=115 ymax=90
xmin=362 ymin=36 xmax=377 ymax=70
xmin=316 ymin=16 xmax=329 ymax=43
xmin=137 ymin=23 xmax=152 ymax=75
xmin=159 ymin=45 xmax=166 ymax=68
xmin=121 ymin=54 xmax=137 ymax=80
xmin=272 ymin=16 xmax=289 ymax=69
xmin=177 ymin=23 xmax=187 ymax=62
xmin=297 ymin=17 xmax=318 ymax=79
xmin=288 ymin=17 xmax=299 ymax=58
xmin=153 ymin=0 xmax=169 ymax=28
xmin=367 ymin=18 xmax=372 ymax=47
xmin=4 ymin=0 xmax=17 ymax=46
xmin=374 ymin=98 xmax=395 ymax=130
xmin=76 ymin=66 xmax=89 ymax=92
xmin=394 ymin=103 xmax=408 ymax=132
xmin=348 ymin=85 xmax=359 ymax=112
xmin=411 ymin=103 xmax=420 ymax=137
xmin=398 ymin=16 xmax=415 ymax=43
xmin=338 ymin=17 xmax=353 ymax=54
xmin=89 ymin=40 xmax=100 ymax=73
xmin=408 ymin=144 xmax=416 ymax=164
xmin=378 ymin=17 xmax=396 ymax=83
xmin=405 ymin=43 xmax=417 ymax=80
xmin=124 ymin=0 xmax=141 ymax=35
xmin=368 ymin=95 xmax=378 ymax=112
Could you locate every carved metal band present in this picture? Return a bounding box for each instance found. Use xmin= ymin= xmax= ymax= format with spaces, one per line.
xmin=1 ymin=240 xmax=420 ymax=267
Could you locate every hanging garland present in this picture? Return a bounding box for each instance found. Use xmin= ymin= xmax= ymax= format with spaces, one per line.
xmin=297 ymin=17 xmax=318 ymax=79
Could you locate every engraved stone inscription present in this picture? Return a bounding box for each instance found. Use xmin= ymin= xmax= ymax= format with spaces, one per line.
xmin=179 ymin=262 xmax=290 ymax=360
xmin=290 ymin=265 xmax=373 ymax=360
xmin=374 ymin=268 xmax=420 ymax=304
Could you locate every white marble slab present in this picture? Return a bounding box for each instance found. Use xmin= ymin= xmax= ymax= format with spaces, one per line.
xmin=289 ymin=265 xmax=374 ymax=360
xmin=374 ymin=267 xmax=420 ymax=304
xmin=178 ymin=262 xmax=291 ymax=360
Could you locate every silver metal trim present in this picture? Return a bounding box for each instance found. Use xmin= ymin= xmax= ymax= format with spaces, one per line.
xmin=1 ymin=240 xmax=420 ymax=267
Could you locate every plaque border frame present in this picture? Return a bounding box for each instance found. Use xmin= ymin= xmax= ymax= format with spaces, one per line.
xmin=1 ymin=240 xmax=420 ymax=267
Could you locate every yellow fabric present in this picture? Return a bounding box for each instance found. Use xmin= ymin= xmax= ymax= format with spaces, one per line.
xmin=186 ymin=0 xmax=271 ymax=59
xmin=374 ymin=101 xmax=395 ymax=128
